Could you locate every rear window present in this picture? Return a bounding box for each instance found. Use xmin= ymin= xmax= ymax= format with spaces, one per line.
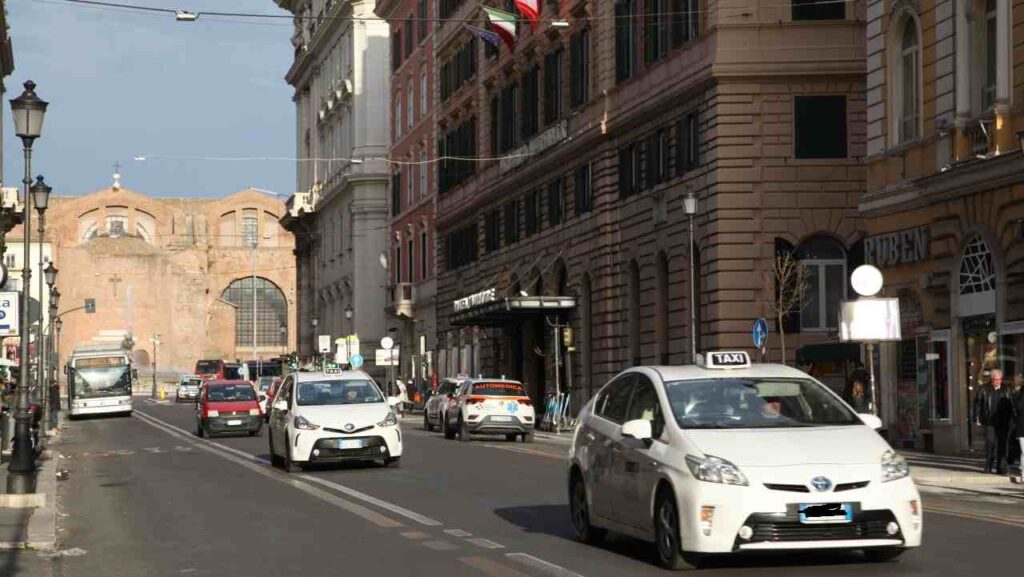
xmin=183 ymin=379 xmax=202 ymax=387
xmin=196 ymin=361 xmax=220 ymax=375
xmin=471 ymin=382 xmax=527 ymax=397
xmin=207 ymin=385 xmax=256 ymax=402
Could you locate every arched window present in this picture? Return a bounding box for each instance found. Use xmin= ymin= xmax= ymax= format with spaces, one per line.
xmin=655 ymin=251 xmax=669 ymax=364
xmin=959 ymin=236 xmax=996 ymax=296
xmin=796 ymin=236 xmax=847 ymax=331
xmin=628 ymin=259 xmax=641 ymax=366
xmin=899 ymin=18 xmax=920 ymax=142
xmin=221 ymin=277 xmax=289 ymax=348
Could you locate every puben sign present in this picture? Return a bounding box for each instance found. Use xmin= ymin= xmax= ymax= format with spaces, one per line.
xmin=453 ymin=288 xmax=497 ymax=313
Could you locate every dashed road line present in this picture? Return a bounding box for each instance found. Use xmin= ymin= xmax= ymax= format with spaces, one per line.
xmin=300 ymin=475 xmax=443 ymax=526
xmin=445 ymin=529 xmax=473 ymax=537
xmin=460 ymin=556 xmax=531 ymax=577
xmin=505 ymin=553 xmax=585 ymax=577
xmin=421 ymin=540 xmax=460 ymax=551
xmin=467 ymin=538 xmax=505 ymax=550
xmin=400 ymin=531 xmax=430 ymax=540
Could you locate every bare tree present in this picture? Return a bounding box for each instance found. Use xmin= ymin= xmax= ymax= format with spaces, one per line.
xmin=766 ymin=252 xmax=811 ymax=365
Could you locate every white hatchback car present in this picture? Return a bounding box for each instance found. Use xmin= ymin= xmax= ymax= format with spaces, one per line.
xmin=267 ymin=370 xmax=403 ymax=472
xmin=443 ymin=378 xmax=536 ymax=442
xmin=568 ymin=351 xmax=922 ymax=570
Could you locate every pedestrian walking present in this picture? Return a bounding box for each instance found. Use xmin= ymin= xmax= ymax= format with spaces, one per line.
xmin=843 ymin=371 xmax=870 ymax=413
xmin=973 ymin=369 xmax=1014 ymax=474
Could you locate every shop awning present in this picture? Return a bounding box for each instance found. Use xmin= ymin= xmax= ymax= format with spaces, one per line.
xmin=450 ymin=296 xmax=576 ymax=327
xmin=796 ymin=342 xmax=862 ymax=364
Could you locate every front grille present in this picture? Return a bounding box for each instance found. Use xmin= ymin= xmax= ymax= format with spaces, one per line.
xmin=764 ymin=483 xmax=810 ymax=493
xmin=738 ymin=511 xmax=899 ymax=546
xmin=324 ymin=425 xmax=374 ymax=435
xmin=311 ymin=436 xmax=388 ymax=461
xmin=834 ymin=481 xmax=870 ymax=492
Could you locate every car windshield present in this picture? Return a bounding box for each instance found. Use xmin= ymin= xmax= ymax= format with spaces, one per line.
xmin=471 ymin=382 xmax=527 ymax=396
xmin=72 ymin=359 xmax=131 ymax=399
xmin=296 ymin=380 xmax=384 ymax=406
xmin=223 ymin=365 xmax=243 ymax=380
xmin=664 ymin=378 xmax=860 ymax=429
xmin=181 ymin=379 xmax=202 ymax=388
xmin=207 ymin=385 xmax=256 ymax=402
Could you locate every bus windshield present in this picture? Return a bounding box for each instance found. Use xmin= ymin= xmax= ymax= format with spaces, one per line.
xmin=73 ymin=357 xmax=131 ymax=399
xmin=223 ymin=364 xmax=243 ymax=380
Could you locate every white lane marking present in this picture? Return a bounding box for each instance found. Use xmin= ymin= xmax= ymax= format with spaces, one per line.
xmin=460 ymin=556 xmax=530 ymax=577
xmin=400 ymin=531 xmax=430 ymax=540
xmin=300 ymin=475 xmax=443 ymax=527
xmin=421 ymin=540 xmax=460 ymax=551
xmin=467 ymin=538 xmax=505 ymax=550
xmin=505 ymin=553 xmax=585 ymax=577
xmin=133 ymin=410 xmax=402 ymax=528
xmin=444 ymin=529 xmax=473 ymax=537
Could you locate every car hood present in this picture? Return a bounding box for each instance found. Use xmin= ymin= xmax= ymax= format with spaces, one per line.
xmin=297 ymin=403 xmax=391 ymax=430
xmin=682 ymin=425 xmax=890 ymax=467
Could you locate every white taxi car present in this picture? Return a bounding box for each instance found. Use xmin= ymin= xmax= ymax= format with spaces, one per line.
xmin=443 ymin=378 xmax=535 ymax=442
xmin=267 ymin=369 xmax=402 ymax=472
xmin=567 ymin=351 xmax=921 ymax=569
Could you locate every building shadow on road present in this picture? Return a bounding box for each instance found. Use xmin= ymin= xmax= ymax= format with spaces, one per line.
xmin=495 ymin=505 xmax=898 ymax=571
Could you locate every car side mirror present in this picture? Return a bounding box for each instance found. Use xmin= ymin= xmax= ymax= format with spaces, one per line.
xmin=387 ymin=396 xmax=401 ymax=408
xmin=621 ymin=419 xmax=654 ymax=448
xmin=858 ymin=413 xmax=883 ymax=430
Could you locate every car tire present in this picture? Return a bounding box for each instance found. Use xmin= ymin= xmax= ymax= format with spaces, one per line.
xmin=443 ymin=413 xmax=456 ymax=440
xmin=385 ymin=457 xmax=401 ymax=468
xmin=424 ymin=411 xmax=433 ymax=432
xmin=523 ymin=432 xmax=535 ymax=443
xmin=569 ymin=471 xmax=606 ymax=545
xmin=458 ymin=418 xmax=471 ymax=442
xmin=268 ymin=431 xmax=284 ymax=468
xmin=654 ymin=489 xmax=699 ymax=570
xmin=863 ymin=547 xmax=906 ymax=563
xmin=505 ymin=433 xmax=517 ymax=442
xmin=284 ymin=443 xmax=302 ymax=474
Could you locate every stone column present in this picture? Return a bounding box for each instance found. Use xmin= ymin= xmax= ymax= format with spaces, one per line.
xmin=954 ymin=0 xmax=972 ymax=160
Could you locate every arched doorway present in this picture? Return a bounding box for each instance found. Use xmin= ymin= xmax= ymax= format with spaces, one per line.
xmin=220 ymin=277 xmax=288 ymax=352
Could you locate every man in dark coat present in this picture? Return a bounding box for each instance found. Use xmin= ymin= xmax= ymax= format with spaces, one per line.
xmin=973 ymin=369 xmax=1014 ymax=474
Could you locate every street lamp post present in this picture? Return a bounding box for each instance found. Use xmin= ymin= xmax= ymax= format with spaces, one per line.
xmin=8 ymin=80 xmax=48 ymax=495
xmin=53 ymin=317 xmax=62 ymax=416
xmin=149 ymin=335 xmax=161 ymax=398
xmin=32 ymin=179 xmax=51 ymax=415
xmin=310 ymin=317 xmax=318 ymax=369
xmin=46 ymin=287 xmax=59 ymax=430
xmin=683 ymin=191 xmax=698 ymax=364
xmin=42 ymin=264 xmax=56 ymax=432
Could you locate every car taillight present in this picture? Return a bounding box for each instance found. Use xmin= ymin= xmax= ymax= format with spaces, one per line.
xmin=206 ymin=409 xmax=220 ymax=417
xmin=465 ymin=396 xmax=486 ymax=405
xmin=517 ymin=398 xmax=532 ymax=406
xmin=249 ymin=408 xmax=260 ymax=416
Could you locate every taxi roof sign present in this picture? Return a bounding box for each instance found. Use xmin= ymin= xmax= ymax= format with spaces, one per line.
xmin=704 ymin=351 xmax=751 ymax=369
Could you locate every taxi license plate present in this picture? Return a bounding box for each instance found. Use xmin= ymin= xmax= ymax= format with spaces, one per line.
xmin=226 ymin=419 xmax=243 ymax=426
xmin=337 ymin=439 xmax=365 ymax=449
xmin=491 ymin=416 xmax=513 ymax=422
xmin=799 ymin=503 xmax=853 ymax=524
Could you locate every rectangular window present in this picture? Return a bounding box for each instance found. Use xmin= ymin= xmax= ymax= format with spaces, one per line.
xmin=420 ymin=229 xmax=429 ymax=280
xmin=615 ymin=0 xmax=638 ymax=83
xmin=405 ymin=16 xmax=415 ymax=56
xmin=420 ymin=70 xmax=428 ymax=116
xmin=900 ymin=40 xmax=920 ymax=141
xmin=547 ymin=177 xmax=564 ymax=226
xmin=407 ymin=239 xmax=415 ymax=283
xmin=792 ymin=0 xmax=845 ymax=20
xmin=490 ymin=95 xmax=500 ymax=155
xmin=801 ymin=261 xmax=846 ymax=330
xmin=407 ymin=163 xmax=415 ymax=207
xmin=984 ymin=4 xmax=997 ymax=109
xmin=544 ymin=49 xmax=563 ymax=125
xmin=500 ymin=83 xmax=520 ymax=152
xmin=440 ymin=0 xmax=461 ymax=19
xmin=396 ymin=245 xmax=403 ymax=283
xmin=569 ymin=28 xmax=590 ymax=107
xmin=394 ymin=98 xmax=402 ymax=139
xmin=675 ymin=112 xmax=700 ymax=173
xmin=446 ymin=224 xmax=478 ymax=270
xmin=391 ymin=171 xmax=402 ymax=216
xmin=643 ymin=0 xmax=669 ymax=65
xmin=392 ymin=29 xmax=403 ymax=71
xmin=671 ymin=0 xmax=699 ymax=46
xmin=521 ymin=65 xmax=540 ymax=141
xmin=484 ymin=210 xmax=501 ymax=253
xmin=337 ymin=214 xmax=344 ymax=255
xmin=418 ymin=0 xmax=429 ymax=41
xmin=647 ymin=130 xmax=667 ymax=188
xmin=438 ymin=117 xmax=478 ymax=193
xmin=574 ymin=162 xmax=592 ymax=215
xmin=524 ymin=190 xmax=541 ymax=237
xmin=503 ymin=200 xmax=519 ymax=244
xmin=794 ymin=96 xmax=847 ymax=159
xmin=441 ymin=39 xmax=478 ymax=103
xmin=242 ymin=216 xmax=259 ymax=248
xmin=618 ymin=143 xmax=642 ymax=197
xmin=407 ymin=85 xmax=414 ymax=128
xmin=419 ymin=151 xmax=428 ymax=197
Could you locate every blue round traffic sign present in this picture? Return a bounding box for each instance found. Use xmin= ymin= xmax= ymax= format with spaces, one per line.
xmin=349 ymin=353 xmax=364 ymax=369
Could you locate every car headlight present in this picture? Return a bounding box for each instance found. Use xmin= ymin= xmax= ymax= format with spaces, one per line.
xmin=377 ymin=411 xmax=398 ymax=428
xmin=293 ymin=415 xmax=319 ymax=430
xmin=685 ymin=454 xmax=749 ymax=486
xmin=881 ymin=450 xmax=909 ymax=482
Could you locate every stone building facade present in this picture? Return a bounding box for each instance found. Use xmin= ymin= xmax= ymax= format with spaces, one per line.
xmin=276 ymin=0 xmax=391 ymax=377
xmin=22 ymin=185 xmax=296 ymax=377
xmin=434 ymin=0 xmax=868 ymax=407
xmin=863 ymin=0 xmax=1024 ymax=453
xmin=376 ymin=0 xmax=438 ymax=385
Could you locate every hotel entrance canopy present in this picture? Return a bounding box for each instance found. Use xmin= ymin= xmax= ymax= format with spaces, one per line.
xmin=449 ymin=295 xmax=576 ymax=327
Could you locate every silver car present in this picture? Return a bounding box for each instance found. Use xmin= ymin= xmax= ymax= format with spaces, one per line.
xmin=423 ymin=377 xmax=465 ymax=432
xmin=175 ymin=376 xmax=203 ymax=403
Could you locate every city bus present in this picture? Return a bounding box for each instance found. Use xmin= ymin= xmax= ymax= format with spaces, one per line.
xmin=195 ymin=359 xmax=244 ymax=381
xmin=67 ymin=345 xmax=133 ymax=417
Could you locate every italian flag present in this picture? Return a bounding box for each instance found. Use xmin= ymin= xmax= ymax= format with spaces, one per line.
xmin=482 ymin=6 xmax=518 ymax=48
xmin=514 ymin=0 xmax=540 ymax=31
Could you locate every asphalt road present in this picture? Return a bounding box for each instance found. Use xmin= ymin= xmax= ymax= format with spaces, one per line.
xmin=34 ymin=399 xmax=1024 ymax=576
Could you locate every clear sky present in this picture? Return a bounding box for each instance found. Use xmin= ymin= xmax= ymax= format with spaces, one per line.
xmin=2 ymin=0 xmax=296 ymax=199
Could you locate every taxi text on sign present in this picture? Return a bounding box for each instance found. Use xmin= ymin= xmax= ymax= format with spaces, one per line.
xmin=0 ymin=292 xmax=19 ymax=337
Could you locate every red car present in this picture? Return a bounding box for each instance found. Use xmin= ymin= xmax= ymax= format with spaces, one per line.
xmin=195 ymin=380 xmax=262 ymax=438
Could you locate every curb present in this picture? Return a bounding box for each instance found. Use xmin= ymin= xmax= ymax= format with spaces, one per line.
xmin=0 ymin=440 xmax=59 ymax=551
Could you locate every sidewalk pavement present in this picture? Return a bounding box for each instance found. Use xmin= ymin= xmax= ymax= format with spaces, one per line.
xmin=0 ymin=435 xmax=60 ymax=550
xmin=902 ymin=450 xmax=1022 ymax=495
